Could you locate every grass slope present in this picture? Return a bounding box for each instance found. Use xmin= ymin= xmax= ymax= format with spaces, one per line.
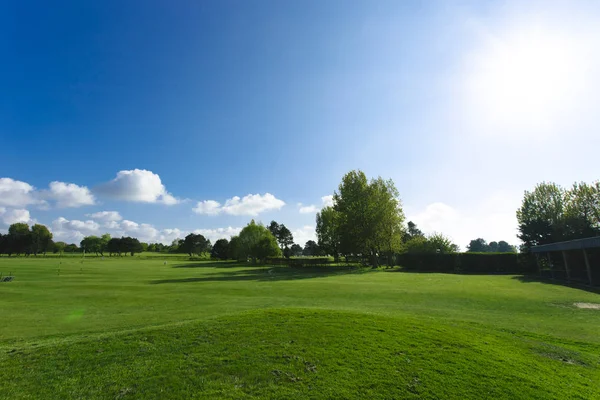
xmin=1 ymin=257 xmax=599 ymax=398
xmin=1 ymin=309 xmax=598 ymax=399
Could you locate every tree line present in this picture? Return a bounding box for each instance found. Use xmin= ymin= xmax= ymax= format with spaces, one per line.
xmin=3 ymin=172 xmax=593 ymax=260
xmin=517 ymin=181 xmax=600 ymax=249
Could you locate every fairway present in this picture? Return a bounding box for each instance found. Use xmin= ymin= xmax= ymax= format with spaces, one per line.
xmin=1 ymin=257 xmax=600 ymax=399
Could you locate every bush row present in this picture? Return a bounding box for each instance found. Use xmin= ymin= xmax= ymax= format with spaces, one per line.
xmin=265 ymin=258 xmax=332 ymax=267
xmin=395 ymin=253 xmax=537 ymax=274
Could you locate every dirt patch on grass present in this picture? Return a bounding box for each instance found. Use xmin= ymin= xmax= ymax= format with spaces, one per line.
xmin=574 ymin=303 xmax=600 ymax=309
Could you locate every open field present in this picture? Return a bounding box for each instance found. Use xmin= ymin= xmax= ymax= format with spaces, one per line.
xmin=1 ymin=257 xmax=600 ymax=399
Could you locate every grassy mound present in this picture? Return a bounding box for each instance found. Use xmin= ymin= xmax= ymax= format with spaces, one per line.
xmin=2 ymin=309 xmax=598 ymax=399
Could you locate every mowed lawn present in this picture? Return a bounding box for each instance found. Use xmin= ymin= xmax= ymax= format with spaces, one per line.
xmin=1 ymin=257 xmax=599 ymax=399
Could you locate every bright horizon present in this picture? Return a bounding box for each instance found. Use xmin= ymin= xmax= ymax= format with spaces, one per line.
xmin=2 ymin=0 xmax=600 ymax=249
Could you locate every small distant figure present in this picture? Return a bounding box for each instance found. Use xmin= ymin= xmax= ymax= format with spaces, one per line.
xmin=101 ymin=256 xmax=104 ymax=260
xmin=164 ymin=261 xmax=167 ymax=265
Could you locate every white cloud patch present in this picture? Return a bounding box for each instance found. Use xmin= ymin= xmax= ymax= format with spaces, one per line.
xmin=193 ymin=193 xmax=285 ymax=216
xmin=86 ymin=211 xmax=122 ymax=222
xmin=48 ymin=213 xmax=242 ymax=246
xmin=298 ymin=204 xmax=319 ymax=214
xmin=192 ymin=200 xmax=222 ymax=216
xmin=51 ymin=217 xmax=100 ymax=243
xmin=193 ymin=227 xmax=243 ymax=243
xmin=406 ymin=193 xmax=521 ymax=251
xmin=44 ymin=181 xmax=96 ymax=208
xmin=321 ymin=195 xmax=334 ymax=208
xmin=95 ymin=169 xmax=179 ymax=205
xmin=0 ymin=178 xmax=37 ymax=207
xmin=0 ymin=208 xmax=32 ymax=225
xmin=297 ymin=195 xmax=334 ymax=214
xmin=292 ymin=225 xmax=317 ymax=246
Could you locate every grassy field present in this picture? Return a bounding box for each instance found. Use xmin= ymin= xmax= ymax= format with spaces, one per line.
xmin=1 ymin=257 xmax=599 ymax=399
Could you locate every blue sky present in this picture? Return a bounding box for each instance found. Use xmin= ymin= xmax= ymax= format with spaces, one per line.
xmin=2 ymin=0 xmax=600 ymax=248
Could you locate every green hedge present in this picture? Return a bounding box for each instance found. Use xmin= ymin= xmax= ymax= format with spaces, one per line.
xmin=265 ymin=258 xmax=331 ymax=267
xmin=396 ymin=253 xmax=537 ymax=274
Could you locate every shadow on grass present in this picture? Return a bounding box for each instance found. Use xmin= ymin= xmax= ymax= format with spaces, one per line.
xmin=171 ymin=261 xmax=248 ymax=269
xmin=150 ymin=265 xmax=359 ymax=284
xmin=512 ymin=275 xmax=600 ymax=294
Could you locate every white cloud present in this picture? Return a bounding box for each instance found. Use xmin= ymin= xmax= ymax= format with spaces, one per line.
xmin=192 ymin=227 xmax=242 ymax=243
xmin=86 ymin=211 xmax=122 ymax=222
xmin=45 ymin=181 xmax=96 ymax=208
xmin=104 ymin=221 xmax=121 ymax=229
xmin=193 ymin=193 xmax=285 ymax=216
xmin=297 ymin=195 xmax=334 ymax=214
xmin=51 ymin=217 xmax=100 ymax=243
xmin=0 ymin=208 xmax=32 ymax=225
xmin=0 ymin=178 xmax=37 ymax=207
xmin=406 ymin=194 xmax=520 ymax=251
xmin=292 ymin=225 xmax=317 ymax=246
xmin=95 ymin=169 xmax=180 ymax=205
xmin=298 ymin=204 xmax=319 ymax=214
xmin=192 ymin=200 xmax=222 ymax=216
xmin=321 ymin=195 xmax=334 ymax=208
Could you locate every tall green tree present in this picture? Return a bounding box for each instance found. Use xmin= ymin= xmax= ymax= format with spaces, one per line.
xmin=333 ymin=170 xmax=405 ymax=266
xmin=8 ymin=223 xmax=32 ymax=255
xmin=517 ymin=181 xmax=600 ymax=249
xmin=467 ymin=238 xmax=488 ymax=253
xmin=267 ymin=220 xmax=294 ymax=254
xmin=30 ymin=224 xmax=53 ymax=255
xmin=211 ymin=238 xmax=230 ymax=260
xmin=290 ymin=243 xmax=303 ymax=257
xmin=406 ymin=221 xmax=424 ymax=240
xmin=316 ymin=206 xmax=340 ymax=261
xmin=236 ymin=220 xmax=281 ymax=263
xmin=517 ymin=182 xmax=567 ymax=248
xmin=53 ymin=241 xmax=67 ymax=254
xmin=302 ymin=240 xmax=321 ymax=256
xmin=80 ymin=236 xmax=103 ymax=255
xmin=182 ymin=233 xmax=211 ymax=256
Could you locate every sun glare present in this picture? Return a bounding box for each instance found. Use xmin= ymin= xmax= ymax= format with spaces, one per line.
xmin=465 ymin=26 xmax=590 ymax=132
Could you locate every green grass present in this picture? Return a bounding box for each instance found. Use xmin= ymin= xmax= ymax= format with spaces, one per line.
xmin=1 ymin=257 xmax=599 ymax=398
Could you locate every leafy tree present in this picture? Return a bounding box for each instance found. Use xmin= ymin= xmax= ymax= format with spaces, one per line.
xmin=268 ymin=221 xmax=280 ymax=239
xmin=467 ymin=238 xmax=488 ymax=253
xmin=316 ymin=206 xmax=340 ymax=261
xmin=122 ymin=236 xmax=143 ymax=256
xmin=236 ymin=220 xmax=281 ymax=263
xmin=140 ymin=242 xmax=149 ymax=252
xmin=302 ymin=240 xmax=320 ymax=256
xmin=107 ymin=238 xmax=121 ymax=256
xmin=0 ymin=234 xmax=7 ymax=255
xmin=406 ymin=221 xmax=424 ymax=240
xmin=100 ymin=234 xmax=111 ymax=255
xmin=497 ymin=240 xmax=517 ymax=253
xmin=64 ymin=243 xmax=79 ymax=253
xmin=427 ymin=233 xmax=459 ymax=253
xmin=267 ymin=220 xmax=294 ymax=255
xmin=488 ymin=241 xmax=499 ymax=252
xmin=31 ymin=224 xmax=53 ymax=255
xmin=517 ymin=182 xmax=567 ymax=249
xmin=168 ymin=239 xmax=184 ymax=253
xmin=564 ymin=181 xmax=600 ymax=238
xmin=405 ymin=233 xmax=458 ymax=254
xmin=229 ymin=236 xmax=242 ymax=261
xmin=8 ymin=223 xmax=32 ymax=255
xmin=277 ymin=225 xmax=294 ymax=254
xmin=53 ymin=241 xmax=67 ymax=254
xmin=290 ymin=243 xmax=303 ymax=257
xmin=182 ymin=233 xmax=211 ymax=256
xmin=80 ymin=236 xmax=103 ymax=255
xmin=333 ymin=170 xmax=405 ymax=266
xmin=211 ymin=238 xmax=230 ymax=260
xmin=517 ymin=181 xmax=600 ymax=249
